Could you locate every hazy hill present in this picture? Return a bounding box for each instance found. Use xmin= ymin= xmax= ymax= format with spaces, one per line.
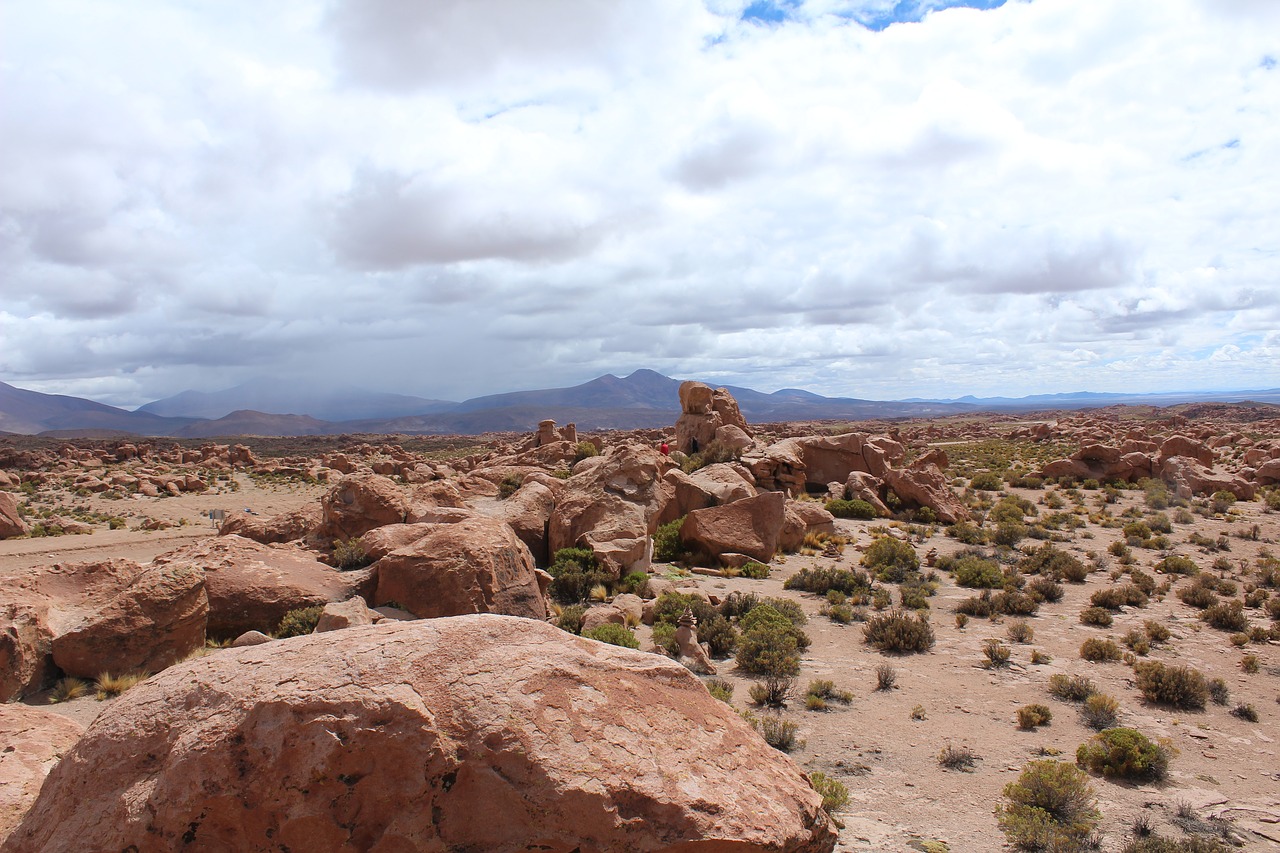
xmin=139 ymin=378 xmax=456 ymax=422
xmin=172 ymin=410 xmax=332 ymax=439
xmin=0 ymin=381 xmax=192 ymax=436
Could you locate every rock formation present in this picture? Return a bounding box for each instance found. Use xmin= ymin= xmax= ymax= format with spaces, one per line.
xmin=674 ymin=381 xmax=753 ymax=454
xmin=3 ymin=615 xmax=836 ymax=853
xmin=0 ymin=705 xmax=84 ymax=843
xmin=372 ymin=517 xmax=547 ymax=620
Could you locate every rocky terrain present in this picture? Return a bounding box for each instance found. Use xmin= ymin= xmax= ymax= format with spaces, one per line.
xmin=1 ymin=385 xmax=1278 ymax=851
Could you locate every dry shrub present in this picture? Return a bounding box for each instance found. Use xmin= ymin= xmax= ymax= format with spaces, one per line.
xmin=1017 ymin=703 xmax=1053 ymax=730
xmin=1080 ymin=638 xmax=1123 ymax=662
xmin=1134 ymin=661 xmax=1207 ymax=709
xmin=1144 ymin=619 xmax=1172 ymax=643
xmin=863 ymin=608 xmax=935 ymax=653
xmin=874 ymin=663 xmax=897 ymax=691
xmin=938 ymin=744 xmax=979 ymax=771
xmin=1007 ymin=620 xmax=1034 ymax=643
xmin=1091 ymin=584 xmax=1148 ymax=610
xmin=1049 ymin=674 xmax=1097 ymax=702
xmin=94 ymin=671 xmax=147 ymax=700
xmin=984 ymin=638 xmax=1012 ymax=668
xmin=1200 ymin=600 xmax=1248 ymax=632
xmin=1080 ymin=693 xmax=1120 ymax=730
xmin=1079 ymin=606 xmax=1113 ymax=627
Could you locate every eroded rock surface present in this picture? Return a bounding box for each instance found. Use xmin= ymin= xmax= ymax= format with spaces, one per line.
xmin=3 ymin=615 xmax=835 ymax=853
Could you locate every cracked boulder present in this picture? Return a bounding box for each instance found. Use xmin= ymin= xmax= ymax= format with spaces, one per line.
xmin=2 ymin=614 xmax=836 ymax=853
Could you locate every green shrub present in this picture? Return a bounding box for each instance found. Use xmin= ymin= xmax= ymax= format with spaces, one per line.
xmin=547 ymin=547 xmax=613 ymax=604
xmin=1155 ymin=555 xmax=1198 ymax=575
xmin=274 ymin=605 xmax=323 ymax=638
xmin=1133 ymin=661 xmax=1207 ymax=709
xmin=332 ymin=538 xmax=372 ymax=571
xmin=738 ymin=561 xmax=770 ymax=579
xmin=652 ymin=516 xmax=687 ymax=563
xmin=996 ymin=760 xmax=1100 ymax=850
xmin=947 ymin=521 xmax=987 ymax=544
xmin=1144 ymin=620 xmax=1171 ymax=642
xmin=953 ymin=555 xmax=1005 ymax=589
xmin=784 ymin=566 xmax=872 ymax=597
xmin=1026 ymin=576 xmax=1064 ymax=603
xmin=1080 ymin=638 xmax=1123 ymax=662
xmin=1017 ymin=704 xmax=1053 ymax=730
xmin=992 ymin=521 xmax=1028 ymax=547
xmin=863 ymin=609 xmax=935 ymax=653
xmin=583 ymin=622 xmax=639 ymax=649
xmin=971 ymin=472 xmax=1004 ymax=491
xmin=705 ymin=677 xmax=734 ymax=703
xmin=805 ymin=679 xmax=854 ymax=705
xmin=736 ymin=605 xmax=803 ymax=678
xmin=497 ymin=473 xmax=523 ymax=499
xmin=1178 ymin=584 xmax=1218 ymax=609
xmin=1076 ymin=727 xmax=1171 ymax=781
xmin=809 ymin=772 xmax=850 ymax=814
xmin=574 ymin=441 xmax=600 ymax=463
xmin=651 ymin=622 xmax=678 ymax=656
xmin=616 ymin=571 xmax=649 ymax=596
xmin=862 ymin=537 xmax=920 ymax=582
xmin=1048 ymin=674 xmax=1097 ymax=702
xmin=825 ymin=498 xmax=877 ymax=519
xmin=652 ymin=592 xmax=738 ymax=657
xmin=1079 ymin=607 xmax=1113 ymax=628
xmin=556 ymin=604 xmax=587 ymax=634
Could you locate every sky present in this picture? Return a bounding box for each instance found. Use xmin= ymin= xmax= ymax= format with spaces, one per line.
xmin=2 ymin=0 xmax=1278 ymax=408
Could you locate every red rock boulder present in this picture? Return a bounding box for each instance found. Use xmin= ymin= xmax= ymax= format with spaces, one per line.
xmin=0 ymin=492 xmax=28 ymax=539
xmin=316 ymin=474 xmax=409 ymax=541
xmin=373 ymin=517 xmax=547 ymax=620
xmin=882 ymin=464 xmax=971 ymax=524
xmin=779 ymin=500 xmax=837 ymax=552
xmin=3 ymin=615 xmax=835 ymax=853
xmin=50 ymin=559 xmax=207 ymax=680
xmin=219 ymin=506 xmax=320 ymax=544
xmin=153 ymin=536 xmax=371 ymax=639
xmin=0 ymin=705 xmax=84 ymax=843
xmin=680 ymin=491 xmax=786 ymax=563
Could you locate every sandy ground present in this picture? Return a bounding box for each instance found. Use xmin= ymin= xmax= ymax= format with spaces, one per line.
xmin=7 ymin=476 xmax=1279 ymax=850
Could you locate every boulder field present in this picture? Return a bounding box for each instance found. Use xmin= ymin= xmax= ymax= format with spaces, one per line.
xmin=2 ymin=615 xmax=836 ymax=853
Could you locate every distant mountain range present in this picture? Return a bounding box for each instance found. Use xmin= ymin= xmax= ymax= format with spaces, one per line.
xmin=2 ymin=370 xmax=1278 ymax=438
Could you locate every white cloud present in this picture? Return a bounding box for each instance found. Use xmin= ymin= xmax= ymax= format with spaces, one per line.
xmin=2 ymin=0 xmax=1278 ymax=407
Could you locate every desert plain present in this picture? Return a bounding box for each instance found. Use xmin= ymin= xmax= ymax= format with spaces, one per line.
xmin=1 ymin=383 xmax=1278 ymax=852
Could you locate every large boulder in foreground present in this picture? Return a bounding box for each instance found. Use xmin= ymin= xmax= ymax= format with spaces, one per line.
xmin=373 ymin=517 xmax=547 ymax=620
xmin=0 ymin=705 xmax=84 ymax=843
xmin=153 ymin=536 xmax=370 ymax=638
xmin=2 ymin=615 xmax=835 ymax=853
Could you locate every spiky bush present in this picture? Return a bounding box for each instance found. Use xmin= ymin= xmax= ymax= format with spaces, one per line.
xmin=704 ymin=677 xmax=734 ymax=703
xmin=996 ymin=760 xmax=1100 ymax=850
xmin=863 ymin=609 xmax=935 ymax=653
xmin=1076 ymin=727 xmax=1171 ymax=781
xmin=1133 ymin=661 xmax=1207 ymax=710
xmin=809 ymin=772 xmax=850 ymax=814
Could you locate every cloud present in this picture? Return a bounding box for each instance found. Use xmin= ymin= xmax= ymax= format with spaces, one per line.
xmin=3 ymin=0 xmax=1278 ymax=407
